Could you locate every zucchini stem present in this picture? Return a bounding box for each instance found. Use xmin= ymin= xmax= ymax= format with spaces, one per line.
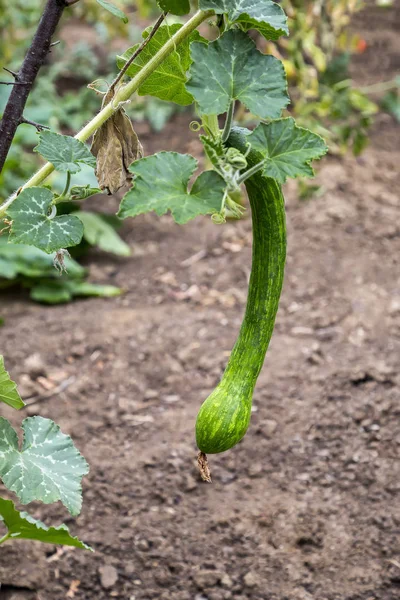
xmin=197 ymin=451 xmax=212 ymax=483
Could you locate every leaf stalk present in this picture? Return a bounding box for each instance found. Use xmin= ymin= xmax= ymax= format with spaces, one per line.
xmin=237 ymin=160 xmax=267 ymax=184
xmin=221 ymin=101 xmax=235 ymax=143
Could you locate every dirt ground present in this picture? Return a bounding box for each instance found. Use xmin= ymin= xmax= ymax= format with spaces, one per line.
xmin=0 ymin=4 xmax=399 ymax=600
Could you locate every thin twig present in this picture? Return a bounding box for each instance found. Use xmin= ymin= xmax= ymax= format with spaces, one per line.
xmin=19 ymin=117 xmax=50 ymax=131
xmin=24 ymin=376 xmax=76 ymax=407
xmin=0 ymin=0 xmax=80 ymax=174
xmin=181 ymin=249 xmax=207 ymax=267
xmin=109 ymin=11 xmax=168 ymax=95
xmin=3 ymin=67 xmax=19 ymax=79
xmin=0 ymin=81 xmax=31 ymax=86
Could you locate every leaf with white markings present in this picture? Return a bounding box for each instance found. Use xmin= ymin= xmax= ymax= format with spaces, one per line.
xmin=199 ymin=0 xmax=288 ymax=40
xmin=157 ymin=0 xmax=190 ymax=15
xmin=0 ymin=416 xmax=89 ymax=516
xmin=34 ymin=131 xmax=96 ymax=174
xmin=186 ymin=30 xmax=289 ymax=118
xmin=0 ymin=356 xmax=25 ymax=410
xmin=247 ymin=118 xmax=328 ymax=183
xmin=7 ymin=187 xmax=84 ymax=254
xmin=117 ymin=25 xmax=207 ymax=106
xmin=0 ymin=498 xmax=92 ymax=550
xmin=95 ymin=0 xmax=128 ymax=23
xmin=118 ymin=152 xmax=226 ymax=224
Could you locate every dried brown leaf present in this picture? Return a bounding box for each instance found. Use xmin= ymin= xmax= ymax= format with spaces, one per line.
xmin=91 ymin=90 xmax=143 ymax=195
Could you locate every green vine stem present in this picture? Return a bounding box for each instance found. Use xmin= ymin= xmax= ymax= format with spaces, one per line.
xmin=0 ymin=9 xmax=214 ymax=218
xmin=58 ymin=171 xmax=71 ymax=202
xmin=0 ymin=531 xmax=11 ymax=545
xmin=237 ymin=159 xmax=267 ymax=185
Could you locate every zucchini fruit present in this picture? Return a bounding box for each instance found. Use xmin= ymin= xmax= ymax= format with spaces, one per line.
xmin=195 ymin=128 xmax=287 ymax=455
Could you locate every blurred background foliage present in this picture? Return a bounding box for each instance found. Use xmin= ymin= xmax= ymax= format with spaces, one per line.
xmin=0 ymin=0 xmax=398 ymax=303
xmin=0 ymin=0 xmax=398 ymax=200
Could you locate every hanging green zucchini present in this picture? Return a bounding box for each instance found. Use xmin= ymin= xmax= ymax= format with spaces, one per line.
xmin=195 ymin=128 xmax=287 ymax=463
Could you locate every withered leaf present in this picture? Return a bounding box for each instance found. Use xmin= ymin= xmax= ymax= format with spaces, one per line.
xmin=91 ymin=89 xmax=143 ymax=195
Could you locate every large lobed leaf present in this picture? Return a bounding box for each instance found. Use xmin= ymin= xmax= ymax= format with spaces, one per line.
xmin=0 ymin=416 xmax=89 ymax=516
xmin=0 ymin=498 xmax=92 ymax=550
xmin=199 ymin=0 xmax=288 ymax=40
xmin=186 ymin=30 xmax=289 ymax=118
xmin=0 ymin=356 xmax=24 ymax=410
xmin=7 ymin=187 xmax=84 ymax=254
xmin=247 ymin=118 xmax=328 ymax=183
xmin=118 ymin=152 xmax=226 ymax=224
xmin=117 ymin=25 xmax=207 ymax=106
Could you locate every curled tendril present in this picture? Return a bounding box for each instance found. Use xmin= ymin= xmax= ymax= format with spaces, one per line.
xmin=212 ymin=212 xmax=226 ymax=224
xmin=87 ymin=79 xmax=110 ymax=95
xmin=189 ymin=121 xmax=202 ymax=132
xmin=48 ymin=205 xmax=57 ymax=220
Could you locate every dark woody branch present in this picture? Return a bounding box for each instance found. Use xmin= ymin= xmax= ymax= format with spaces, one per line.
xmin=0 ymin=0 xmax=80 ymax=173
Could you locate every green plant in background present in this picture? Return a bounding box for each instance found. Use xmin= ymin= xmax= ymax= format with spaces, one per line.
xmin=0 ymin=213 xmax=126 ymax=304
xmin=251 ymin=0 xmax=398 ymax=154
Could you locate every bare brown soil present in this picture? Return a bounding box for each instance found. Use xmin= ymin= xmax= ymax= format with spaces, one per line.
xmin=0 ymin=4 xmax=399 ymax=600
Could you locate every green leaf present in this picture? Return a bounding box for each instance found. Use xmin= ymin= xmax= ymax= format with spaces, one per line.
xmin=95 ymin=0 xmax=128 ymax=23
xmin=30 ymin=283 xmax=72 ymax=304
xmin=7 ymin=188 xmax=84 ymax=253
xmin=0 ymin=256 xmax=18 ymax=279
xmin=34 ymin=131 xmax=96 ymax=174
xmin=117 ymin=25 xmax=206 ymax=106
xmin=381 ymin=90 xmax=400 ymax=122
xmin=0 ymin=498 xmax=92 ymax=550
xmin=68 ymin=281 xmax=123 ymax=298
xmin=30 ymin=281 xmax=122 ymax=304
xmin=118 ymin=152 xmax=226 ymax=224
xmin=186 ymin=30 xmax=289 ymax=118
xmin=0 ymin=356 xmax=25 ymax=410
xmin=199 ymin=0 xmax=288 ymax=40
xmin=71 ymin=211 xmax=131 ymax=256
xmin=157 ymin=0 xmax=190 ymax=15
xmin=352 ymin=129 xmax=369 ymax=157
xmin=0 ymin=416 xmax=89 ymax=516
xmin=247 ymin=118 xmax=328 ymax=183
xmin=69 ymin=185 xmax=102 ymax=201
